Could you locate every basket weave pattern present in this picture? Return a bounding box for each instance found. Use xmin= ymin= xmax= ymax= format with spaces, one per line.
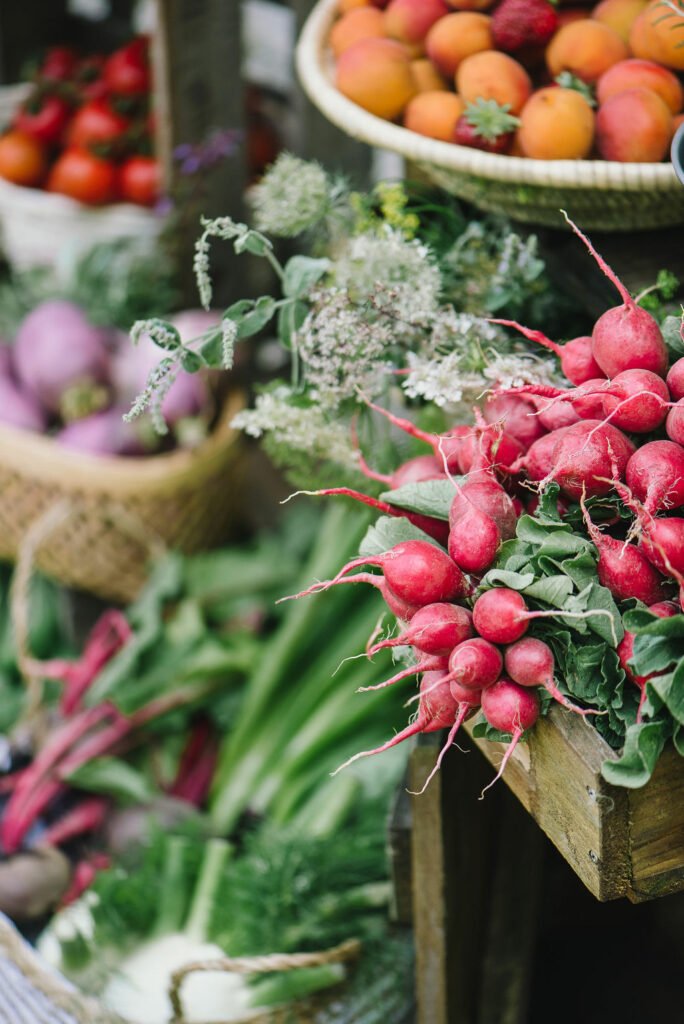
xmin=0 ymin=393 xmax=245 ymax=603
xmin=296 ymin=0 xmax=684 ymax=230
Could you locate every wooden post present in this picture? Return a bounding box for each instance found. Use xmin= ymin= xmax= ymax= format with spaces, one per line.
xmin=152 ymin=0 xmax=246 ymax=304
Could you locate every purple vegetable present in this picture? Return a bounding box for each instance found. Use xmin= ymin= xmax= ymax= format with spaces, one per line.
xmin=113 ymin=309 xmax=215 ymax=426
xmin=56 ymin=408 xmax=148 ymax=457
xmin=0 ymin=376 xmax=47 ymax=432
xmin=13 ymin=300 xmax=111 ymax=414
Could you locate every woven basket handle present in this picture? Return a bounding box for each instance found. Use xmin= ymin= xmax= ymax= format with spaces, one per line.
xmin=9 ymin=499 xmax=166 ymax=737
xmin=168 ymin=938 xmax=361 ymax=1024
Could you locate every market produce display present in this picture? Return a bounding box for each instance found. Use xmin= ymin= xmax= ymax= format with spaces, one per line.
xmin=0 ymin=37 xmax=159 ymax=205
xmin=328 ymin=0 xmax=684 ymax=162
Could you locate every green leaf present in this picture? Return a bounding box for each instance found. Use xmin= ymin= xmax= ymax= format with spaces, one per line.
xmin=523 ymin=574 xmax=574 ymax=607
xmin=564 ymin=581 xmax=623 ymax=646
xmin=601 ymin=720 xmax=669 ymax=788
xmin=662 ymin=315 xmax=684 ymax=357
xmin=277 ymin=299 xmax=309 ymax=349
xmin=480 ymin=569 xmax=536 ymax=591
xmin=66 ymin=756 xmax=156 ymax=805
xmin=234 ymin=230 xmax=273 ymax=257
xmin=380 ymin=479 xmax=457 ymax=521
xmin=235 ymin=296 xmax=277 ymax=338
xmin=180 ymin=349 xmax=203 ymax=373
xmin=282 ymin=256 xmax=331 ymax=299
xmin=359 ymin=516 xmax=443 ymax=558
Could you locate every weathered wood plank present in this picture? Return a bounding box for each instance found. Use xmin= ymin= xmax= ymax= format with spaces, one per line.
xmin=388 ymin=778 xmax=413 ymax=925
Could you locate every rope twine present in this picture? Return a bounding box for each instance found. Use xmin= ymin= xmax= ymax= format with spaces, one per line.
xmin=169 ymin=938 xmax=361 ymax=1024
xmin=0 ymin=912 xmax=126 ymax=1024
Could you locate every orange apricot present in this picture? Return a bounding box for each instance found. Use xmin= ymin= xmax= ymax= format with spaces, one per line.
xmin=330 ymin=7 xmax=385 ymax=56
xmin=410 ymin=57 xmax=449 ymax=91
xmin=556 ymin=8 xmax=591 ymax=29
xmin=629 ymin=1 xmax=684 ymax=70
xmin=597 ymin=58 xmax=683 ymax=114
xmin=384 ymin=0 xmax=450 ymax=45
xmin=546 ymin=20 xmax=629 ymax=83
xmin=425 ymin=12 xmax=492 ymax=77
xmin=517 ymin=86 xmax=595 ymax=159
xmin=338 ymin=0 xmax=371 ymax=10
xmin=592 ymin=0 xmax=648 ymax=43
xmin=456 ymin=50 xmax=532 ymax=115
xmin=335 ymin=37 xmax=417 ymax=119
xmin=403 ymin=89 xmax=465 ymax=139
xmin=596 ymin=87 xmax=673 ymax=161
xmin=445 ymin=0 xmax=493 ymax=8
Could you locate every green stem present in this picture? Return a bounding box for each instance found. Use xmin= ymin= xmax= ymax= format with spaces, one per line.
xmin=184 ymin=838 xmax=232 ymax=943
xmin=152 ymin=835 xmax=191 ymax=937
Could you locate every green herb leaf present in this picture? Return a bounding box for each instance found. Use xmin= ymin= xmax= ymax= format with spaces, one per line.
xmin=283 ymin=256 xmax=331 ymax=299
xmin=601 ymin=719 xmax=669 ymax=788
xmin=277 ymin=299 xmax=308 ymax=349
xmin=65 ymin=756 xmax=156 ymax=805
xmin=359 ymin=516 xmax=443 ymax=557
xmin=380 ymin=478 xmax=457 ymax=521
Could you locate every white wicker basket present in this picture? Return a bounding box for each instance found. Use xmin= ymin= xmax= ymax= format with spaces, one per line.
xmin=0 ymin=84 xmax=163 ymax=269
xmin=296 ymin=0 xmax=684 ymax=231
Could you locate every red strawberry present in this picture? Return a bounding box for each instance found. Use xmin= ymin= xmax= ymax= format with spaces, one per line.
xmin=454 ymin=99 xmax=520 ymax=155
xmin=492 ymin=0 xmax=559 ymax=53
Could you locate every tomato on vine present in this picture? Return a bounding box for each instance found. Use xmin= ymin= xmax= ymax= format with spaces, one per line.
xmin=0 ymin=131 xmax=47 ymax=186
xmin=14 ymin=94 xmax=72 ymax=146
xmin=47 ymin=148 xmax=118 ymax=204
xmin=119 ymin=155 xmax=160 ymax=206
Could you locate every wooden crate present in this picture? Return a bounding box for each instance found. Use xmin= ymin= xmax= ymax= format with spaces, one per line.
xmin=463 ymin=706 xmax=684 ymax=903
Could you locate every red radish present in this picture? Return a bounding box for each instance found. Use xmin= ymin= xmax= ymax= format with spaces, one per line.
xmin=332 ymin=672 xmax=459 ymax=776
xmin=459 ymin=477 xmax=518 ymax=539
xmin=530 ymin=394 xmax=581 ymax=431
xmin=282 ymin=540 xmax=469 ymax=607
xmin=618 ymin=601 xmax=677 ymax=721
xmin=667 ymin=358 xmax=684 ymax=402
xmin=447 ymin=638 xmax=503 ymax=691
xmin=504 ymin=636 xmax=598 ymax=716
xmin=489 ymin=318 xmax=603 ymax=385
xmin=640 ymin=517 xmax=684 ymax=578
xmin=357 ymin=452 xmax=444 ymax=488
xmin=483 ymin=393 xmax=545 ymax=449
xmin=666 ymin=399 xmax=684 ymax=447
xmin=473 ymin=588 xmax=531 ymax=644
xmin=448 ymin=489 xmax=501 ymax=573
xmin=581 ymin=498 xmax=668 ymax=605
xmin=479 ymin=678 xmax=540 ymax=796
xmin=519 ymin=428 xmax=571 ymax=482
xmin=562 ymin=213 xmax=668 ymax=379
xmin=546 ymin=419 xmax=634 ymax=500
xmin=41 ymin=797 xmax=108 ymax=848
xmin=598 ymin=370 xmax=669 ymax=433
xmin=409 ymin=682 xmax=481 ymax=796
xmin=380 ymin=582 xmax=421 ymax=622
xmin=291 ymin=486 xmax=450 ymax=546
xmin=358 ymin=653 xmax=449 ymax=692
xmin=366 ymin=602 xmax=473 ymax=657
xmin=625 ymin=441 xmax=684 ymax=514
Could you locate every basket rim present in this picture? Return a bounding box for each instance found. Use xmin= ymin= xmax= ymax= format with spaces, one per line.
xmin=0 ymin=390 xmax=244 ymax=494
xmin=296 ymin=0 xmax=681 ymax=194
xmin=0 ymin=174 xmax=164 ymax=222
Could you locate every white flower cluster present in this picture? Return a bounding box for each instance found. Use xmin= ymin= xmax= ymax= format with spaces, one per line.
xmin=333 ymin=228 xmax=441 ymax=325
xmin=231 ymin=387 xmax=359 ymax=470
xmin=295 ymin=288 xmax=392 ymax=408
xmin=402 ymin=351 xmax=485 ymax=409
xmin=250 ymin=153 xmax=331 ymax=237
xmin=422 ymin=309 xmax=503 ymax=358
xmin=482 ymin=351 xmax=562 ymax=391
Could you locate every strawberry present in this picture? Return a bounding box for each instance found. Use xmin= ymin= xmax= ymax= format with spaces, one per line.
xmin=492 ymin=0 xmax=559 ymax=53
xmin=453 ymin=99 xmax=520 ymax=155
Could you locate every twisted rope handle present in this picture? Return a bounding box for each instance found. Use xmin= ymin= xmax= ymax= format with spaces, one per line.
xmin=9 ymin=499 xmax=167 ymax=738
xmin=169 ymin=938 xmax=361 ymax=1023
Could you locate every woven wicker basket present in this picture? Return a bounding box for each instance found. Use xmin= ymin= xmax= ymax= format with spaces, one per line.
xmin=0 ymin=392 xmax=245 ymax=604
xmin=296 ymin=0 xmax=684 ymax=231
xmin=0 ymin=911 xmax=358 ymax=1024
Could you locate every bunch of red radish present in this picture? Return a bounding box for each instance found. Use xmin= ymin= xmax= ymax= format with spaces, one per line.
xmin=286 ymin=213 xmax=684 ymax=793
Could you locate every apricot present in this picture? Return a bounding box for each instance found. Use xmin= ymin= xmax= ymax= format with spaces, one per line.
xmin=629 ymin=1 xmax=684 ymax=70
xmin=425 ymin=12 xmax=492 ymax=77
xmin=410 ymin=57 xmax=448 ymax=91
xmin=330 ymin=7 xmax=385 ymax=56
xmin=556 ymin=8 xmax=591 ymax=29
xmin=335 ymin=37 xmax=417 ymax=119
xmin=456 ymin=50 xmax=532 ymax=115
xmin=596 ymin=87 xmax=673 ymax=161
xmin=339 ymin=0 xmax=371 ymax=10
xmin=403 ymin=89 xmax=465 ymax=139
xmin=546 ymin=20 xmax=629 ymax=83
xmin=518 ymin=87 xmax=595 ymax=159
xmin=592 ymin=0 xmax=648 ymax=43
xmin=597 ymin=59 xmax=683 ymax=114
xmin=384 ymin=0 xmax=450 ymax=45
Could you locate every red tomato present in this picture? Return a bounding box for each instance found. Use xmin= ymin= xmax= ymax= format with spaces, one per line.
xmin=66 ymin=99 xmax=130 ymax=150
xmin=75 ymin=56 xmax=109 ymax=101
xmin=14 ymin=94 xmax=72 ymax=146
xmin=104 ymin=37 xmax=151 ymax=97
xmin=0 ymin=131 xmax=47 ymax=186
xmin=40 ymin=46 xmax=78 ymax=82
xmin=47 ymin=148 xmax=117 ymax=204
xmin=119 ymin=155 xmax=160 ymax=206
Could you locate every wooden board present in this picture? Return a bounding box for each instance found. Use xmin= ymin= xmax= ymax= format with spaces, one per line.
xmin=463 ymin=707 xmax=684 ymax=903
